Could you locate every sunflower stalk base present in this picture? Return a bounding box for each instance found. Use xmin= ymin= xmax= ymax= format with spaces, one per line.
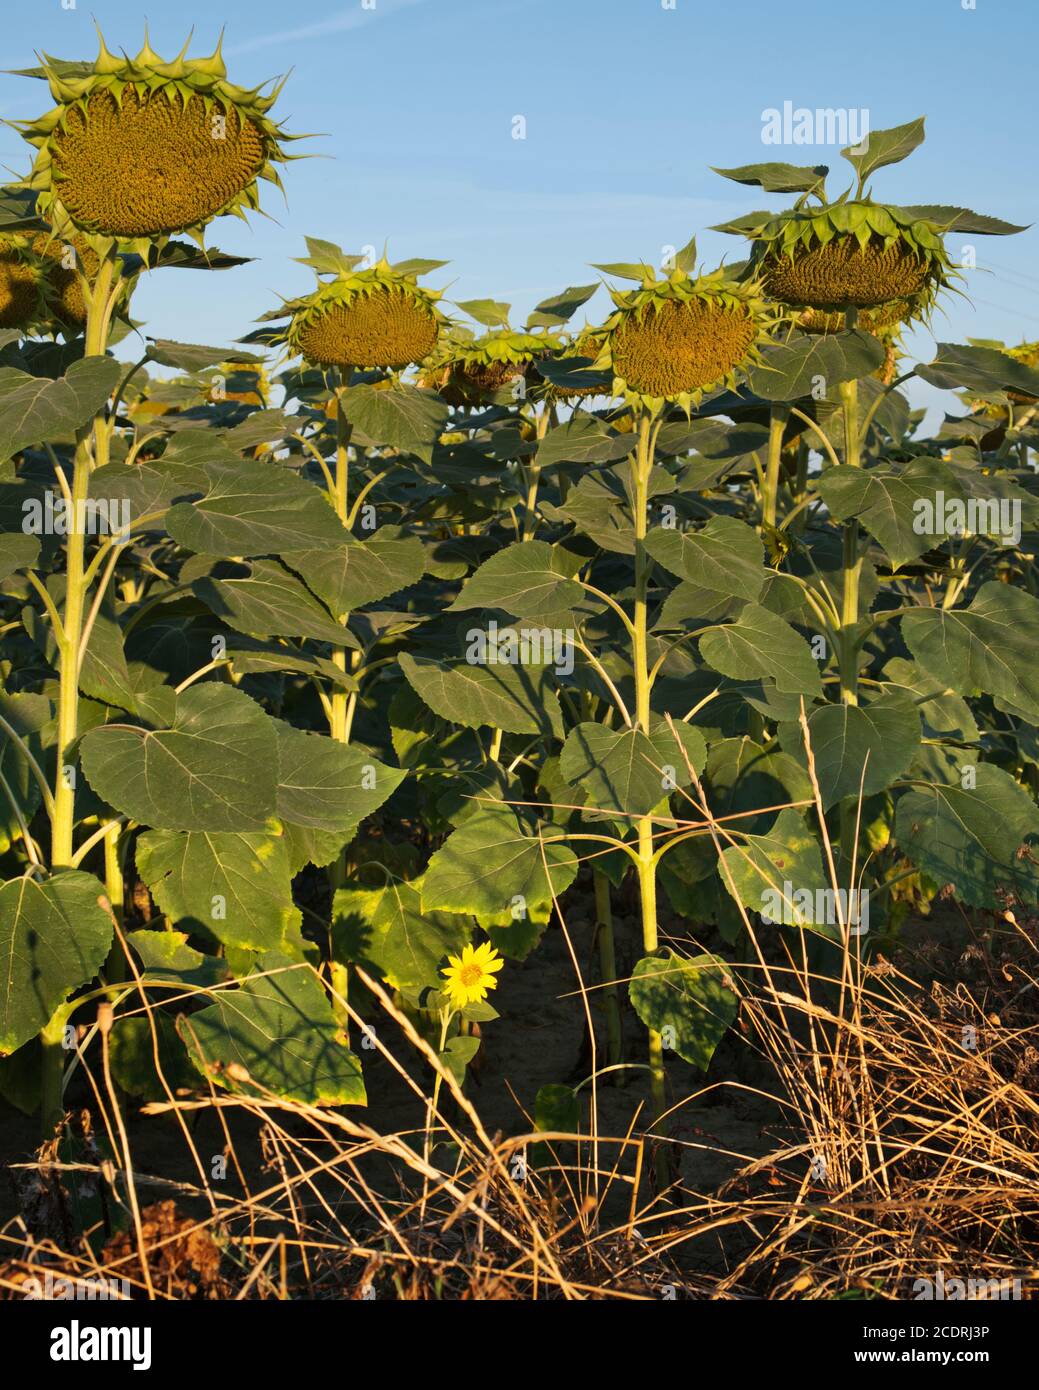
xmin=631 ymin=411 xmax=670 ymax=1189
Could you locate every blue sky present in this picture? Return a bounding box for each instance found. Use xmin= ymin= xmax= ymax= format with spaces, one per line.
xmin=1 ymin=0 xmax=1036 ymax=404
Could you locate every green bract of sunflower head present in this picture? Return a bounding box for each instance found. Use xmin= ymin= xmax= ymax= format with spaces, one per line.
xmin=744 ymin=202 xmax=956 ymax=315
xmin=600 ymin=264 xmax=778 ymax=412
xmin=277 ymin=256 xmax=448 ymax=371
xmin=421 ymin=325 xmax=565 ymax=405
xmin=15 ymin=31 xmax=297 ymax=254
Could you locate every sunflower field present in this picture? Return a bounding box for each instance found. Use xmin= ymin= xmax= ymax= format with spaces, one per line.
xmin=0 ymin=18 xmax=1038 ymax=1329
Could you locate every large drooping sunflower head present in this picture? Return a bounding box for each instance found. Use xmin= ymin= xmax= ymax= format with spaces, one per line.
xmin=420 ymin=324 xmax=565 ymax=406
xmin=597 ymin=245 xmax=776 ymax=411
xmin=713 ymin=118 xmax=1026 ymax=357
xmin=15 ymin=32 xmax=294 ymax=252
xmin=743 ymin=202 xmax=955 ymax=317
xmin=271 ymin=247 xmax=448 ymax=372
xmin=0 ymin=233 xmax=50 ymax=331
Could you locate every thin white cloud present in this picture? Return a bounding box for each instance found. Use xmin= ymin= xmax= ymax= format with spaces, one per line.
xmin=227 ymin=0 xmax=431 ymax=55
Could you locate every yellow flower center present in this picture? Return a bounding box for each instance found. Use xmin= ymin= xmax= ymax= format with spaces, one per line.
xmin=458 ymin=963 xmax=484 ymax=988
xmin=295 ymin=287 xmax=439 ymax=369
xmin=763 ymin=236 xmax=929 ymax=310
xmin=612 ymin=298 xmax=756 ymax=398
xmin=52 ymin=87 xmax=267 ymax=238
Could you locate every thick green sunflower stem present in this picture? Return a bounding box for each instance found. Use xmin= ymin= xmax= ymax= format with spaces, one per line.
xmin=102 ymin=820 xmax=126 ymax=984
xmin=520 ymin=409 xmax=550 ymax=540
xmin=762 ymin=404 xmax=790 ymax=530
xmin=40 ymin=247 xmax=120 ymax=1136
xmin=632 ymin=409 xmax=668 ymax=1184
xmin=837 ymin=372 xmax=863 ymax=870
xmin=328 ymin=373 xmax=354 ymax=1028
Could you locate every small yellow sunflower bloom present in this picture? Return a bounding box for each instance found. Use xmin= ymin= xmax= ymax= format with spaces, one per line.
xmin=441 ymin=942 xmax=504 ymax=1010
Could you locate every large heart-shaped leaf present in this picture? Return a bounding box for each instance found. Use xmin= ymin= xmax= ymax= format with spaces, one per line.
xmin=895 ymin=766 xmax=1039 ymax=909
xmin=183 ymin=953 xmax=366 ymax=1105
xmin=0 ymin=871 xmax=113 ymax=1054
xmin=780 ymin=693 xmax=921 ymax=810
xmin=421 ymin=808 xmax=577 ymax=918
xmin=700 ymin=604 xmax=823 ymax=697
xmin=841 ymin=117 xmax=925 ymax=182
xmin=333 ymin=878 xmax=469 ymax=996
xmin=275 ymin=724 xmax=405 ymax=871
xmin=449 ymin=539 xmax=585 ymax=621
xmin=146 ymin=340 xmax=264 ymax=372
xmin=559 ymin=721 xmax=706 ymax=818
xmin=893 ymin=207 xmax=1027 ymax=237
xmin=167 ymin=460 xmax=350 ymax=556
xmin=534 ymin=416 xmax=632 ymax=468
xmin=340 ymin=382 xmax=448 ymax=463
xmin=527 ymin=282 xmax=598 ymax=328
xmin=718 ymin=808 xmax=831 ymax=933
xmin=136 ymin=828 xmax=301 ymax=952
xmin=645 ymin=516 xmax=765 ymax=604
xmin=88 ymin=460 xmax=196 ymax=532
xmin=400 ymin=653 xmax=564 ymax=739
xmin=629 ymin=951 xmax=738 ymax=1071
xmin=80 ymin=684 xmax=279 ymax=831
xmin=902 ymin=583 xmax=1039 ymax=722
xmin=746 ymin=331 xmax=885 ymax=401
xmin=914 ymin=343 xmax=1039 ymax=396
xmin=713 ymin=161 xmax=828 ymax=193
xmin=816 ymin=458 xmax=965 ymax=568
xmin=285 ymin=530 xmax=425 ymax=615
xmin=193 ymin=559 xmax=361 ymax=647
xmin=0 ymin=357 xmax=121 ymax=461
